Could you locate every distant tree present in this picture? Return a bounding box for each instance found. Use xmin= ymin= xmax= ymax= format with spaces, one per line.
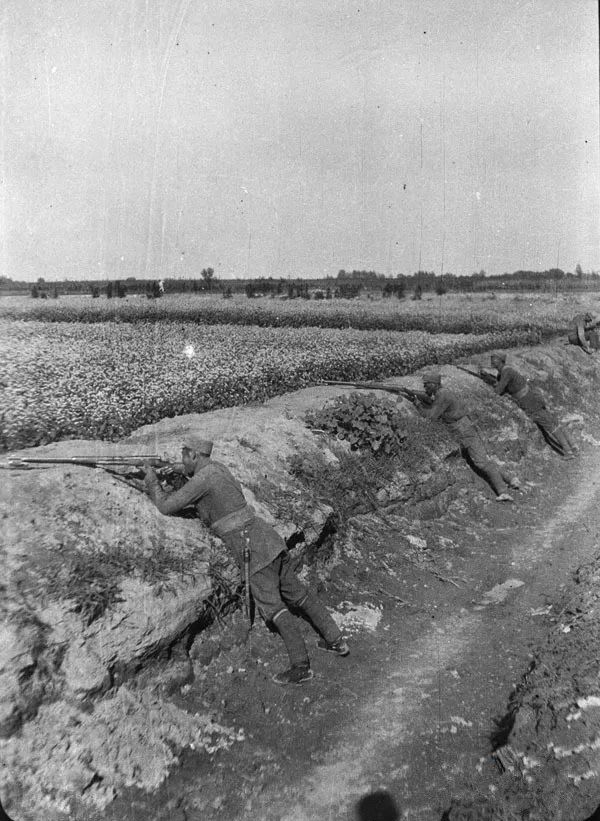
xmin=222 ymin=286 xmax=233 ymax=299
xmin=115 ymin=280 xmax=126 ymax=298
xmin=575 ymin=263 xmax=583 ymax=278
xmin=52 ymin=285 xmax=59 ymax=299
xmin=395 ymin=280 xmax=405 ymax=299
xmin=37 ymin=277 xmax=46 ymax=287
xmin=338 ymin=282 xmax=361 ymax=299
xmin=31 ymin=284 xmax=39 ymax=299
xmin=201 ymin=267 xmax=215 ymax=290
xmin=314 ymin=290 xmax=324 ymax=300
xmin=106 ymin=282 xmax=113 ymax=299
xmin=325 ymin=287 xmax=332 ymax=299
xmin=91 ymin=284 xmax=100 ymax=298
xmin=152 ymin=280 xmax=161 ymax=298
xmin=245 ymin=281 xmax=256 ymax=299
xmin=412 ymin=284 xmax=422 ymax=301
xmin=435 ymin=281 xmax=447 ymax=296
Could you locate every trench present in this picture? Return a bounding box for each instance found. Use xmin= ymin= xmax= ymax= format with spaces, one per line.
xmin=229 ymin=449 xmax=600 ymax=821
xmin=98 ymin=435 xmax=600 ymax=821
xmin=4 ymin=341 xmax=600 ymax=821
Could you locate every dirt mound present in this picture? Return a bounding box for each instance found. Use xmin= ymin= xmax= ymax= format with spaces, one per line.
xmin=446 ymin=554 xmax=600 ymax=821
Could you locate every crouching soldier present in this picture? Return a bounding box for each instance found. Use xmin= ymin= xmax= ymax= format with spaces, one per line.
xmin=488 ymin=353 xmax=578 ymax=459
xmin=417 ymin=370 xmax=520 ymax=502
xmin=143 ymin=435 xmax=349 ymax=686
xmin=568 ymin=312 xmax=600 ymax=354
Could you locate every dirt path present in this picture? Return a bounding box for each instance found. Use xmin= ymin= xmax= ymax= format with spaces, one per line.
xmin=103 ymin=443 xmax=600 ymax=821
xmin=235 ymin=450 xmax=600 ymax=821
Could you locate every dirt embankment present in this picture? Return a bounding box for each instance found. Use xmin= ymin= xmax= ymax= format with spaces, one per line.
xmin=1 ymin=339 xmax=599 ymax=820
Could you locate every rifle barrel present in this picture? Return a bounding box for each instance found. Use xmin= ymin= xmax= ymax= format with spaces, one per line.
xmin=7 ymin=455 xmax=160 ymax=464
xmin=322 ymin=380 xmax=372 ymax=388
xmin=323 ymin=380 xmax=405 ymax=392
xmin=455 ymin=365 xmax=480 ymax=377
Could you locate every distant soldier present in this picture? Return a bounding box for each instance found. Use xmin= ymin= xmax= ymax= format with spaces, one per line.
xmin=143 ymin=435 xmax=349 ymax=686
xmin=488 ymin=353 xmax=578 ymax=459
xmin=568 ymin=312 xmax=600 ymax=354
xmin=416 ymin=371 xmax=519 ymax=502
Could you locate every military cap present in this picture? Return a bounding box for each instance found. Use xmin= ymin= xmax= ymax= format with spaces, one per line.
xmin=182 ymin=435 xmax=213 ymax=456
xmin=422 ymin=370 xmax=441 ymax=385
xmin=491 ymin=351 xmax=506 ymax=363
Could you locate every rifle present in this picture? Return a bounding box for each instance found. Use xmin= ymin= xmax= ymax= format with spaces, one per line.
xmin=0 ymin=455 xmax=182 ymax=488
xmin=454 ymin=365 xmax=497 ymax=386
xmin=322 ymin=380 xmax=432 ymax=405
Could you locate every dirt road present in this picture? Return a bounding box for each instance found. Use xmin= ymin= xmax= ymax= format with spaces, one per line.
xmin=103 ymin=438 xmax=600 ymax=821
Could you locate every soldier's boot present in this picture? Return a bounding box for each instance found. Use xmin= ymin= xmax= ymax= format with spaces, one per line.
xmin=553 ymin=426 xmax=577 ymax=457
xmin=271 ymin=609 xmax=312 ymax=686
xmin=561 ymin=426 xmax=579 ymax=455
xmin=296 ymin=591 xmax=349 ymax=655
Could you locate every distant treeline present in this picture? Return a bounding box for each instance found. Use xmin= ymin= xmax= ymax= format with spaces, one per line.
xmin=1 ymin=265 xmax=599 ymax=298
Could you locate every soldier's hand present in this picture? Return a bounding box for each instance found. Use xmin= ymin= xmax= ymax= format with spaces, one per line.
xmin=142 ymin=461 xmax=158 ymax=480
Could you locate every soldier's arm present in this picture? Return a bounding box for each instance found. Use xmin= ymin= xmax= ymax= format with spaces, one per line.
xmin=575 ymin=318 xmax=591 ymax=350
xmin=144 ymin=471 xmax=209 ymax=515
xmin=421 ymin=392 xmax=448 ymax=421
xmin=494 ymin=369 xmax=510 ymax=395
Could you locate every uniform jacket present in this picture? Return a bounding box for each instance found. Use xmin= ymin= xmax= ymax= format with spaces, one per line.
xmin=145 ymin=460 xmax=285 ymax=575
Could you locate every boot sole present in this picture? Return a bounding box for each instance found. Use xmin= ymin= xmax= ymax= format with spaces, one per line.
xmin=316 ymin=641 xmax=350 ymax=657
xmin=272 ymin=670 xmax=314 ymax=686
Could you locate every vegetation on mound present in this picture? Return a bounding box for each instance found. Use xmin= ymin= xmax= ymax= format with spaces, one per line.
xmin=305 ymin=391 xmax=407 ymax=456
xmin=1 ymin=319 xmax=538 ymax=450
xmin=20 ymin=534 xmax=203 ymax=626
xmin=289 ymin=395 xmax=454 ymax=525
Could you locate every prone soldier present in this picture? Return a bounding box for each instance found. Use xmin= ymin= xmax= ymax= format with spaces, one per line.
xmin=143 ymin=435 xmax=349 ymax=686
xmin=488 ymin=353 xmax=578 ymax=459
xmin=415 ymin=370 xmax=520 ymax=502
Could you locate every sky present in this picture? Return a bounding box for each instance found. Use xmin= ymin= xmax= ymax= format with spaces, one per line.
xmin=0 ymin=0 xmax=598 ymax=281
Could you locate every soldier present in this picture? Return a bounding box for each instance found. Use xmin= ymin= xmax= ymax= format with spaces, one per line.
xmin=568 ymin=312 xmax=600 ymax=354
xmin=143 ymin=435 xmax=349 ymax=686
xmin=488 ymin=353 xmax=578 ymax=459
xmin=416 ymin=370 xmax=519 ymax=502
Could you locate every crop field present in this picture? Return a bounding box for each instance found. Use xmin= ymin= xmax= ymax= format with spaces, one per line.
xmin=1 ymin=315 xmax=542 ymax=451
xmin=1 ymin=291 xmax=595 ymax=451
xmin=0 ymin=291 xmax=589 ymax=335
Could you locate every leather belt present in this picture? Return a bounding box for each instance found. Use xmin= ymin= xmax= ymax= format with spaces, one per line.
xmin=211 ymin=505 xmax=255 ymax=538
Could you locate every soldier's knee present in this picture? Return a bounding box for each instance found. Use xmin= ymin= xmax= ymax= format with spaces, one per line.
xmin=266 ymin=605 xmax=289 ymax=625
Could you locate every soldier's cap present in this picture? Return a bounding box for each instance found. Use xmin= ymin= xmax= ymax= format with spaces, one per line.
xmin=422 ymin=370 xmax=441 ymax=385
xmin=491 ymin=351 xmax=506 ymax=363
xmin=182 ymin=435 xmax=213 ymax=456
